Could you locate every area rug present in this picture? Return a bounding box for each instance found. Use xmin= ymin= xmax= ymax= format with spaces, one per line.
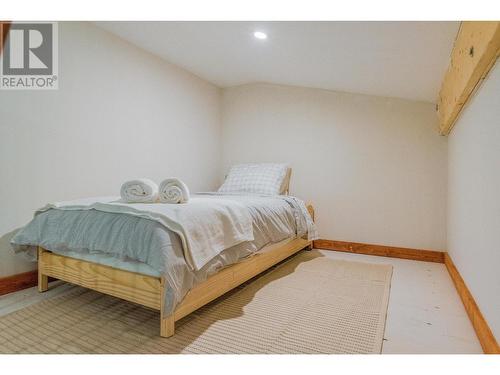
xmin=0 ymin=251 xmax=392 ymax=354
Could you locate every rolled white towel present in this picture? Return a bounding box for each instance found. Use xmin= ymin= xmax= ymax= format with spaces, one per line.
xmin=159 ymin=178 xmax=190 ymax=204
xmin=120 ymin=178 xmax=159 ymax=203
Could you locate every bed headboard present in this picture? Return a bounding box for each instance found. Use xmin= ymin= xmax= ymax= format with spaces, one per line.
xmin=280 ymin=167 xmax=292 ymax=195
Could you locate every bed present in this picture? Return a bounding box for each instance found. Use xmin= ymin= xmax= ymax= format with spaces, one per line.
xmin=11 ymin=166 xmax=317 ymax=337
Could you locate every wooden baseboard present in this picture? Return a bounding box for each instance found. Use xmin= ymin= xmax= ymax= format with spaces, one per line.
xmin=0 ymin=270 xmax=38 ymax=296
xmin=313 ymin=239 xmax=445 ymax=263
xmin=444 ymin=253 xmax=500 ymax=354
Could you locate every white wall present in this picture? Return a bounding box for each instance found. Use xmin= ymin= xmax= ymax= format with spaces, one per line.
xmin=0 ymin=22 xmax=222 ymax=277
xmin=222 ymin=83 xmax=447 ymax=251
xmin=447 ymin=61 xmax=500 ymax=340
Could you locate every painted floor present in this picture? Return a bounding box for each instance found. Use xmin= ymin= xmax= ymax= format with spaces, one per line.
xmin=0 ymin=249 xmax=483 ymax=354
xmin=319 ymin=250 xmax=482 ymax=353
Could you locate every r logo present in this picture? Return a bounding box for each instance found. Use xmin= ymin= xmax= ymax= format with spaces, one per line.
xmin=2 ymin=23 xmax=53 ymax=75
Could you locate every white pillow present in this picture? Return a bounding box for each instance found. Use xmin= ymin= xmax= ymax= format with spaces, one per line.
xmin=218 ymin=163 xmax=289 ymax=196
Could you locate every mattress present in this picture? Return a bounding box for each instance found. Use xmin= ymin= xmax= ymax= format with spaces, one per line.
xmin=48 ymin=236 xmax=297 ymax=279
xmin=52 ymin=249 xmax=162 ymax=277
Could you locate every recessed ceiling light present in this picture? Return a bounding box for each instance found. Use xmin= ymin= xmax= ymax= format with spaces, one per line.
xmin=253 ymin=31 xmax=267 ymax=40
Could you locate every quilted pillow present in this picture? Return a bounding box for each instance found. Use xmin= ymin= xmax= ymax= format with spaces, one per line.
xmin=218 ymin=163 xmax=289 ymax=196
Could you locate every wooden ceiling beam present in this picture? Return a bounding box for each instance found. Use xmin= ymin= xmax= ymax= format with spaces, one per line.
xmin=437 ymin=21 xmax=500 ymax=135
xmin=0 ymin=21 xmax=11 ymax=55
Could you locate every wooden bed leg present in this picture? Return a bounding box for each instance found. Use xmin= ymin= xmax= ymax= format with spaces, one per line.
xmin=38 ymin=271 xmax=48 ymax=292
xmin=159 ymin=277 xmax=174 ymax=337
xmin=305 ymin=204 xmax=315 ymax=251
xmin=37 ymin=247 xmax=48 ymax=292
xmin=160 ymin=314 xmax=175 ymax=337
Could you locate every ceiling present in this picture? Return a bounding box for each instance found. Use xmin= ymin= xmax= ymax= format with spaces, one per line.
xmin=95 ymin=21 xmax=459 ymax=103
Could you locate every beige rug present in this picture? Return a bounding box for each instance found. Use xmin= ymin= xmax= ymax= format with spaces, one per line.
xmin=0 ymin=251 xmax=392 ymax=354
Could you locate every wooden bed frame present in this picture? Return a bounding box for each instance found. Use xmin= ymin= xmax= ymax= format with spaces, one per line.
xmin=37 ymin=205 xmax=314 ymax=337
